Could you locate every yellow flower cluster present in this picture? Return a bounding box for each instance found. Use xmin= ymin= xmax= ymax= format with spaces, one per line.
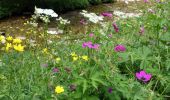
xmin=70 ymin=52 xmax=88 ymax=61
xmin=0 ymin=35 xmax=25 ymax=52
xmin=55 ymin=86 xmax=64 ymax=94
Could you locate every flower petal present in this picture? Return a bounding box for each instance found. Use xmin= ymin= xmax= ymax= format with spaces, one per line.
xmin=140 ymin=70 xmax=146 ymax=76
xmin=136 ymin=72 xmax=142 ymax=80
xmin=144 ymin=74 xmax=152 ymax=82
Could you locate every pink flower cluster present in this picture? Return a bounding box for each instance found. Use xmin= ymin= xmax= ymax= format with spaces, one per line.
xmin=82 ymin=41 xmax=100 ymax=49
xmin=114 ymin=45 xmax=126 ymax=52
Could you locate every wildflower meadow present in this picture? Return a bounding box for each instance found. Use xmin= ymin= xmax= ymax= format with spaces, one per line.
xmin=0 ymin=0 xmax=170 ymax=100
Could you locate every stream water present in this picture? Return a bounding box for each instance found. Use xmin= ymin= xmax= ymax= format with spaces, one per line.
xmin=0 ymin=1 xmax=144 ymax=37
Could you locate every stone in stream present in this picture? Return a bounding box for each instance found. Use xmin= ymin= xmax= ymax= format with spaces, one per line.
xmin=0 ymin=31 xmax=6 ymax=36
xmin=47 ymin=28 xmax=63 ymax=35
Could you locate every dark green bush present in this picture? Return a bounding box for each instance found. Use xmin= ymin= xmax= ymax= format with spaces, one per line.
xmin=0 ymin=0 xmax=35 ymax=18
xmin=39 ymin=0 xmax=89 ymax=12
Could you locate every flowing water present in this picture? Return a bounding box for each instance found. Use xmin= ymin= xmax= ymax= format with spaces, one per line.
xmin=0 ymin=1 xmax=144 ymax=37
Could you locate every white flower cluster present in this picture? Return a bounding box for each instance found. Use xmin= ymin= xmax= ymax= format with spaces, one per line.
xmin=114 ymin=10 xmax=142 ymax=19
xmin=33 ymin=6 xmax=59 ymax=23
xmin=35 ymin=6 xmax=58 ymax=17
xmin=56 ymin=17 xmax=70 ymax=25
xmin=80 ymin=10 xmax=103 ymax=23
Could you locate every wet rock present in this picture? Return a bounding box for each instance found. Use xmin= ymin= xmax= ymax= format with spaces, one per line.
xmin=0 ymin=31 xmax=6 ymax=36
xmin=47 ymin=28 xmax=63 ymax=35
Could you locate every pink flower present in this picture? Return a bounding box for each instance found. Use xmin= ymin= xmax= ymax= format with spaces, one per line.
xmin=108 ymin=34 xmax=112 ymax=38
xmin=101 ymin=12 xmax=112 ymax=18
xmin=144 ymin=0 xmax=149 ymax=3
xmin=53 ymin=68 xmax=59 ymax=73
xmin=139 ymin=26 xmax=145 ymax=35
xmin=82 ymin=41 xmax=92 ymax=48
xmin=80 ymin=19 xmax=87 ymax=25
xmin=112 ymin=22 xmax=119 ymax=33
xmin=82 ymin=41 xmax=100 ymax=50
xmin=114 ymin=45 xmax=126 ymax=52
xmin=136 ymin=70 xmax=152 ymax=82
xmin=89 ymin=33 xmax=94 ymax=37
xmin=92 ymin=44 xmax=100 ymax=49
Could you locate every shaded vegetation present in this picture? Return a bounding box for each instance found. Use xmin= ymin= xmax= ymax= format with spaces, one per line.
xmin=0 ymin=0 xmax=115 ymax=18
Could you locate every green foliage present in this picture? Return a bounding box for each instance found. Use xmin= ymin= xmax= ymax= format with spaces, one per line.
xmin=0 ymin=0 xmax=170 ymax=99
xmin=41 ymin=0 xmax=89 ymax=12
xmin=0 ymin=0 xmax=35 ymax=18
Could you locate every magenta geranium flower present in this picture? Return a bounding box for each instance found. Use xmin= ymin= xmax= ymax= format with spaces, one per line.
xmin=112 ymin=22 xmax=119 ymax=33
xmin=82 ymin=41 xmax=100 ymax=50
xmin=101 ymin=12 xmax=112 ymax=18
xmin=82 ymin=41 xmax=92 ymax=48
xmin=136 ymin=70 xmax=152 ymax=82
xmin=114 ymin=45 xmax=126 ymax=52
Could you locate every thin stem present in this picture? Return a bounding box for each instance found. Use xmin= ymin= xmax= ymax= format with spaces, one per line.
xmin=153 ymin=80 xmax=159 ymax=91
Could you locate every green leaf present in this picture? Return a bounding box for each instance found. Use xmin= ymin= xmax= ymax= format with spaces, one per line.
xmin=91 ymin=80 xmax=98 ymax=89
xmin=83 ymin=80 xmax=87 ymax=94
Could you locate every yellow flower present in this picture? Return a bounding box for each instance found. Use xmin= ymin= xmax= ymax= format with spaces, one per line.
xmin=13 ymin=38 xmax=22 ymax=44
xmin=70 ymin=52 xmax=77 ymax=57
xmin=6 ymin=36 xmax=13 ymax=41
xmin=13 ymin=44 xmax=24 ymax=52
xmin=55 ymin=86 xmax=64 ymax=94
xmin=73 ymin=56 xmax=78 ymax=61
xmin=0 ymin=36 xmax=5 ymax=41
xmin=56 ymin=57 xmax=61 ymax=62
xmin=82 ymin=55 xmax=88 ymax=61
xmin=5 ymin=43 xmax=12 ymax=51
xmin=42 ymin=48 xmax=48 ymax=54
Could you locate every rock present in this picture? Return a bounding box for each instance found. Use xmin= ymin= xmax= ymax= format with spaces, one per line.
xmin=0 ymin=31 xmax=6 ymax=36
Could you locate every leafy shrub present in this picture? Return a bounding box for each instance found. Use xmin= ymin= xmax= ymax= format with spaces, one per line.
xmin=0 ymin=0 xmax=35 ymax=18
